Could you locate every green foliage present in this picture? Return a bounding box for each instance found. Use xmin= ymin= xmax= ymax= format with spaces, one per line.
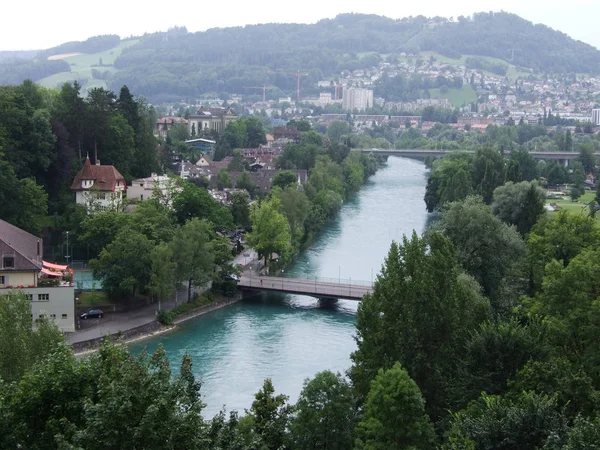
xmin=16 ymin=13 xmax=590 ymax=101
xmin=149 ymin=242 xmax=177 ymax=303
xmin=169 ymin=292 xmax=215 ymax=317
xmin=424 ymin=154 xmax=473 ymax=212
xmin=0 ymin=342 xmax=207 ymax=449
xmin=230 ymin=191 xmax=251 ymax=229
xmin=452 ymin=319 xmax=551 ymax=410
xmin=248 ymin=378 xmax=293 ymax=450
xmin=437 ymin=196 xmax=526 ymax=312
xmin=171 ymin=218 xmax=215 ymax=302
xmin=509 ymin=357 xmax=600 ymax=419
xmin=0 ymin=291 xmax=63 ymax=383
xmin=173 ymin=181 xmax=234 ymax=229
xmin=356 ymin=363 xmax=436 ymax=450
xmin=247 ymin=197 xmax=292 ymax=268
xmin=491 ymin=181 xmax=546 ymax=236
xmin=0 ymin=161 xmax=49 ymax=235
xmin=526 ymin=212 xmax=600 ymax=293
xmin=291 ymin=371 xmax=356 ymax=450
xmin=236 ymin=171 xmax=258 ymax=198
xmin=524 ymin=247 xmax=600 ymax=386
xmin=271 ymin=171 xmax=298 ymax=190
xmin=444 ymin=392 xmax=569 ymax=450
xmin=326 ymin=120 xmax=351 ymax=143
xmin=216 ymin=168 xmax=233 ymax=190
xmin=351 ymin=232 xmax=490 ymax=419
xmin=89 ymin=227 xmax=154 ymax=299
xmin=272 ymin=186 xmax=311 ymax=244
xmin=157 ymin=309 xmax=174 ymax=326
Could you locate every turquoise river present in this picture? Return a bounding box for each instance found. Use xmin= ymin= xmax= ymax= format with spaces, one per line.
xmin=130 ymin=156 xmax=430 ymax=416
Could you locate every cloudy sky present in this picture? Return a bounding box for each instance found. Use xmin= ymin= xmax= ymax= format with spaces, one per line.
xmin=2 ymin=0 xmax=599 ymax=51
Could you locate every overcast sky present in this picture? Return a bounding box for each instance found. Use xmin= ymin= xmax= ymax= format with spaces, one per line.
xmin=3 ymin=0 xmax=599 ymax=51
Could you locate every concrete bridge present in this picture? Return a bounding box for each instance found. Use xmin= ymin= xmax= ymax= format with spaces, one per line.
xmin=362 ymin=148 xmax=594 ymax=164
xmin=238 ymin=275 xmax=372 ymax=301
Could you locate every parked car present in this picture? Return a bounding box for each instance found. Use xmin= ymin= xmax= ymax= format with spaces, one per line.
xmin=80 ymin=309 xmax=104 ymax=319
xmin=222 ymin=273 xmax=240 ymax=282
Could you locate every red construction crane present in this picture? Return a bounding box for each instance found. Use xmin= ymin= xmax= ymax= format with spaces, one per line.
xmin=243 ymin=85 xmax=274 ymax=102
xmin=269 ymin=71 xmax=308 ymax=103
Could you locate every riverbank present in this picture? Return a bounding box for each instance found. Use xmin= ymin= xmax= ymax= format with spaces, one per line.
xmin=72 ymin=294 xmax=243 ymax=355
xmin=129 ymin=157 xmax=430 ymax=416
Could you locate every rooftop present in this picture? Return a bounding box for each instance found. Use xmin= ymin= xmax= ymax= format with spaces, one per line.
xmin=71 ymin=157 xmax=127 ymax=192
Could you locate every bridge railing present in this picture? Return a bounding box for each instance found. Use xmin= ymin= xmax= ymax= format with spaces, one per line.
xmin=245 ymin=273 xmax=373 ymax=287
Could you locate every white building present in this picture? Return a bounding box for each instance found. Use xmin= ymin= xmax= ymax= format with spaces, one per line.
xmin=0 ymin=219 xmax=75 ymax=332
xmin=71 ymin=157 xmax=126 ymax=213
xmin=592 ymin=109 xmax=600 ymax=125
xmin=127 ymin=173 xmax=172 ymax=202
xmin=342 ymin=87 xmax=374 ymax=112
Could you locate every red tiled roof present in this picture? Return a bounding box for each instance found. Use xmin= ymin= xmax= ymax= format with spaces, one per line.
xmin=71 ymin=157 xmax=127 ymax=192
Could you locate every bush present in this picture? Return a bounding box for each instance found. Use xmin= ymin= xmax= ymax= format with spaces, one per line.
xmin=157 ymin=310 xmax=174 ymax=326
xmin=211 ymin=279 xmax=238 ymax=297
xmin=169 ymin=293 xmax=215 ymax=318
xmin=38 ymin=278 xmax=59 ymax=287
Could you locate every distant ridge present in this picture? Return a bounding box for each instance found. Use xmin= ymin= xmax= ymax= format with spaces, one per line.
xmin=1 ymin=12 xmax=599 ymax=101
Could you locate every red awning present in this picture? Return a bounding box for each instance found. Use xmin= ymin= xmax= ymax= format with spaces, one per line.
xmin=41 ymin=268 xmax=62 ymax=277
xmin=42 ymin=261 xmax=68 ymax=271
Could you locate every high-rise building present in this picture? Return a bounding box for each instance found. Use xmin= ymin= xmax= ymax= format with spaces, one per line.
xmin=592 ymin=109 xmax=600 ymax=126
xmin=342 ymin=88 xmax=374 ymax=112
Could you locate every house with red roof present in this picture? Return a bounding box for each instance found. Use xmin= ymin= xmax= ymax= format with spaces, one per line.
xmin=71 ymin=157 xmax=127 ymax=213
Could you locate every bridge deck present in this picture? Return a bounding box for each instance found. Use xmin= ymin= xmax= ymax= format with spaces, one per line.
xmin=363 ymin=148 xmax=592 ymax=160
xmin=238 ymin=276 xmax=372 ymax=301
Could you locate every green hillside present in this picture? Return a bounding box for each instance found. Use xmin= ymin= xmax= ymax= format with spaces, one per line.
xmin=2 ymin=12 xmax=599 ymax=101
xmin=429 ymin=85 xmax=477 ymax=107
xmin=38 ymin=40 xmax=138 ymax=91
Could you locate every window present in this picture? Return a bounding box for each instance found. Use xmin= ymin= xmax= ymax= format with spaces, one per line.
xmin=0 ymin=275 xmax=4 ymax=285
xmin=62 ymin=314 xmax=67 ymax=319
xmin=25 ymin=294 xmax=32 ymax=302
xmin=50 ymin=314 xmax=56 ymax=319
xmin=2 ymin=256 xmax=14 ymax=269
xmin=39 ymin=314 xmax=45 ymax=319
xmin=37 ymin=293 xmax=49 ymax=301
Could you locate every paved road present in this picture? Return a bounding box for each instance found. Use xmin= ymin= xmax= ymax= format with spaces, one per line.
xmin=67 ymin=248 xmax=260 ymax=345
xmin=67 ymin=293 xmax=185 ymax=344
xmin=238 ymin=275 xmax=372 ymax=300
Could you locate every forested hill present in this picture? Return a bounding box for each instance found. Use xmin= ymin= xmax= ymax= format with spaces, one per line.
xmin=1 ymin=12 xmax=600 ymax=101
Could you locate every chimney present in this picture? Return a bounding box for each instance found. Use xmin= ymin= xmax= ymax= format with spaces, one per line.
xmin=96 ymin=159 xmax=101 ymax=166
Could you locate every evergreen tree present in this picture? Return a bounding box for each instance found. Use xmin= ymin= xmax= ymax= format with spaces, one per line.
xmin=350 ymin=232 xmax=490 ymax=419
xmin=356 ymin=363 xmax=436 ymax=450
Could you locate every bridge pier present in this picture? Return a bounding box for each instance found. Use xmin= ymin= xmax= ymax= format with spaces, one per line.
xmin=317 ymin=298 xmax=339 ymax=308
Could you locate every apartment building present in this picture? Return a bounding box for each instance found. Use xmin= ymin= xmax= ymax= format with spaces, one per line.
xmin=0 ymin=219 xmax=75 ymax=332
xmin=342 ymin=87 xmax=374 ymax=112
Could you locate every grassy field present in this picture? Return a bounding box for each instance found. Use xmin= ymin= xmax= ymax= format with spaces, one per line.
xmin=547 ymin=191 xmax=599 ymax=221
xmin=38 ymin=39 xmax=138 ymax=91
xmin=396 ymin=51 xmax=533 ymax=79
xmin=429 ymin=85 xmax=477 ymax=107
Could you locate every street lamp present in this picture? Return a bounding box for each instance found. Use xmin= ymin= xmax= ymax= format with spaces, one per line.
xmin=65 ymin=231 xmax=70 ymax=264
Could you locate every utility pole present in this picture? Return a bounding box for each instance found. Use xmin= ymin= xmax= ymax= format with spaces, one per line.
xmin=65 ymin=231 xmax=70 ymax=264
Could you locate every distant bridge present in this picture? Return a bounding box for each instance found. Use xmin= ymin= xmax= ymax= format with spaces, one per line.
xmin=238 ymin=275 xmax=372 ymax=301
xmin=362 ymin=148 xmax=594 ymax=163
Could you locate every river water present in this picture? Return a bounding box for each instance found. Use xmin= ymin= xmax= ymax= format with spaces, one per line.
xmin=130 ymin=157 xmax=430 ymax=416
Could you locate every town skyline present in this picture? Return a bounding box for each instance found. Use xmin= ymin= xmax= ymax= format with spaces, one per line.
xmin=2 ymin=1 xmax=599 ymax=51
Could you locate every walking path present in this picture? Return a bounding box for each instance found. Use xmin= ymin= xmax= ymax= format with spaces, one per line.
xmin=67 ymin=249 xmax=261 ymax=345
xmin=67 ymin=295 xmax=183 ymax=344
